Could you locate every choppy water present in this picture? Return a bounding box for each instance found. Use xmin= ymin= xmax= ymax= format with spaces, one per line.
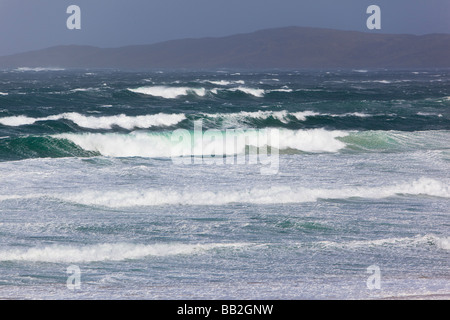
xmin=0 ymin=68 xmax=449 ymax=299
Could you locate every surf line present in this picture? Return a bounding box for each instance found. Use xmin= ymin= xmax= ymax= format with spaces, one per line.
xmin=170 ymin=120 xmax=280 ymax=175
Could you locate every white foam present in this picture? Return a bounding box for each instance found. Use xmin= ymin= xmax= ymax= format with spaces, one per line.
xmin=291 ymin=111 xmax=321 ymax=121
xmin=229 ymin=87 xmax=265 ymax=97
xmin=205 ymin=110 xmax=289 ymax=123
xmin=277 ymin=129 xmax=348 ymax=152
xmin=0 ymin=242 xmax=248 ymax=263
xmin=14 ymin=67 xmax=65 ymax=72
xmin=1 ymin=110 xmax=320 ymax=128
xmin=311 ymin=235 xmax=450 ymax=251
xmin=0 ymin=115 xmax=37 ymax=126
xmin=268 ymin=88 xmax=293 ymax=93
xmin=129 ymin=85 xmax=269 ymax=98
xmin=55 ymin=177 xmax=449 ymax=208
xmin=0 ymin=113 xmax=186 ymax=129
xmin=339 ymin=112 xmax=372 ymax=118
xmin=128 ymin=86 xmax=207 ymax=99
xmin=434 ymin=236 xmax=450 ymax=250
xmin=56 ymin=128 xmax=349 ymax=158
xmin=374 ymin=80 xmax=391 ymax=84
xmin=57 ymin=132 xmax=174 ymax=157
xmin=202 ymin=110 xmax=320 ymax=125
xmin=58 ymin=112 xmax=186 ymax=130
xmin=69 ymin=88 xmax=99 ymax=93
xmin=202 ymin=80 xmax=245 ymax=86
xmin=417 ymin=112 xmax=441 ymax=117
xmin=0 ymin=92 xmax=8 ymax=96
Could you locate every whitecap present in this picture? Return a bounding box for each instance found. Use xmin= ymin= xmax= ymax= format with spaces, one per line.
xmin=0 ymin=242 xmax=249 ymax=263
xmin=128 ymin=86 xmax=207 ymax=99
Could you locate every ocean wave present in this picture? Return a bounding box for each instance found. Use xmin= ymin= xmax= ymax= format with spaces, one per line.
xmin=1 ymin=129 xmax=448 ymax=161
xmin=128 ymin=86 xmax=207 ymax=98
xmin=0 ymin=109 xmax=379 ymax=129
xmin=306 ymin=235 xmax=450 ymax=251
xmin=0 ymin=112 xmax=186 ymax=129
xmin=200 ymin=110 xmax=373 ymax=124
xmin=0 ymin=242 xmax=249 ymax=263
xmin=14 ymin=67 xmax=65 ymax=72
xmin=52 ymin=177 xmax=449 ymax=208
xmin=268 ymin=88 xmax=294 ymax=93
xmin=61 ymin=113 xmax=186 ymax=130
xmin=227 ymin=87 xmax=265 ymax=97
xmin=199 ymin=110 xmax=321 ymax=124
xmin=417 ymin=112 xmax=444 ymax=118
xmin=55 ymin=128 xmax=349 ymax=158
xmin=200 ymin=80 xmax=245 ymax=86
xmin=0 ymin=115 xmax=37 ymax=126
xmin=128 ymin=85 xmax=267 ymax=98
xmin=0 ymin=236 xmax=446 ymax=263
xmin=69 ymin=87 xmax=101 ymax=93
xmin=188 ymin=110 xmax=370 ymax=128
xmin=341 ymin=130 xmax=450 ymax=152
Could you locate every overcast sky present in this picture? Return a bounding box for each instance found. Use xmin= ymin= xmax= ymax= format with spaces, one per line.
xmin=0 ymin=0 xmax=449 ymax=56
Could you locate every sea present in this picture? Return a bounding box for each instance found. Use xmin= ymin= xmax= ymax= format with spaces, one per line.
xmin=0 ymin=68 xmax=448 ymax=299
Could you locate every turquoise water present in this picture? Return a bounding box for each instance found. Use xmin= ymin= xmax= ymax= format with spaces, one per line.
xmin=0 ymin=68 xmax=448 ymax=299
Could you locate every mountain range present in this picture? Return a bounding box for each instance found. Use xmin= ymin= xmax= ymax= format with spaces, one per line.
xmin=1 ymin=26 xmax=449 ymax=69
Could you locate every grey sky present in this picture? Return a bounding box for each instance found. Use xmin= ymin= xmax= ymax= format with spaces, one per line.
xmin=0 ymin=0 xmax=449 ymax=56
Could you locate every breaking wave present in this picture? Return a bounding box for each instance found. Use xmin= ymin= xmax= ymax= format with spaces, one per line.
xmin=128 ymin=85 xmax=267 ymax=98
xmin=0 ymin=109 xmax=378 ymax=130
xmin=0 ymin=242 xmax=249 ymax=263
xmin=55 ymin=128 xmax=348 ymax=158
xmin=50 ymin=177 xmax=450 ymax=207
xmin=0 ymin=112 xmax=186 ymax=129
xmin=128 ymin=86 xmax=207 ymax=99
xmin=1 ymin=129 xmax=449 ymax=161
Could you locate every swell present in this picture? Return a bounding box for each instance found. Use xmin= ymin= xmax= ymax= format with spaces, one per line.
xmin=0 ymin=136 xmax=99 ymax=161
xmin=0 ymin=129 xmax=448 ymax=161
xmin=61 ymin=177 xmax=450 ymax=206
xmin=0 ymin=235 xmax=447 ymax=263
xmin=1 ymin=109 xmax=448 ymax=132
xmin=1 ymin=177 xmax=448 ymax=207
xmin=0 ymin=242 xmax=248 ymax=263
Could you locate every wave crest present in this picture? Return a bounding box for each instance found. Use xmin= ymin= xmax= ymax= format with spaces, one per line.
xmin=0 ymin=113 xmax=186 ymax=129
xmin=0 ymin=243 xmax=248 ymax=263
xmin=54 ymin=178 xmax=449 ymax=207
xmin=128 ymin=86 xmax=207 ymax=98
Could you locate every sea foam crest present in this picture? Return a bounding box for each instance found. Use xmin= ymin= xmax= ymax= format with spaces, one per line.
xmin=128 ymin=86 xmax=207 ymax=99
xmin=14 ymin=67 xmax=65 ymax=72
xmin=201 ymin=110 xmax=320 ymax=125
xmin=227 ymin=87 xmax=265 ymax=97
xmin=310 ymin=235 xmax=450 ymax=251
xmin=0 ymin=243 xmax=248 ymax=263
xmin=201 ymin=80 xmax=246 ymax=86
xmin=0 ymin=113 xmax=186 ymax=129
xmin=59 ymin=113 xmax=186 ymax=130
xmin=54 ymin=177 xmax=449 ymax=208
xmin=128 ymin=85 xmax=266 ymax=98
xmin=56 ymin=128 xmax=349 ymax=158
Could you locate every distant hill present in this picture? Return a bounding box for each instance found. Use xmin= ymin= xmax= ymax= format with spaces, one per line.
xmin=1 ymin=27 xmax=449 ymax=69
